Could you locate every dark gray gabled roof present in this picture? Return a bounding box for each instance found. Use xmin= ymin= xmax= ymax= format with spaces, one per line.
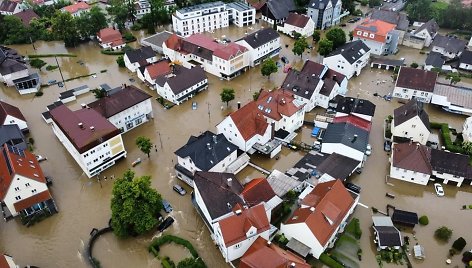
xmin=336 ymin=96 xmax=376 ymax=117
xmin=174 ymin=131 xmax=238 ymax=171
xmin=124 ymin=46 xmax=155 ymax=63
xmin=459 ymin=50 xmax=472 ymax=65
xmin=430 ymin=149 xmax=470 ymax=178
xmin=391 ymin=209 xmax=418 ymax=227
xmin=432 ymin=35 xmax=467 ymax=54
xmin=413 ymin=19 xmax=439 ymax=36
xmin=322 ymin=122 xmax=369 ymax=152
xmin=0 ymin=0 xmax=18 ymax=12
xmin=425 ymin=51 xmax=444 ymax=68
xmin=370 ymin=9 xmax=409 ymax=31
xmin=327 ymin=40 xmax=370 ymax=64
xmin=155 ymin=65 xmax=207 ymax=95
xmin=373 ymin=226 xmax=403 ymax=247
xmin=316 ymin=153 xmax=360 ymax=180
xmin=308 ymin=0 xmax=339 ymax=10
xmin=393 ymin=99 xmax=430 ymax=131
xmin=281 ymin=69 xmax=321 ymax=100
xmin=193 ymin=171 xmax=245 ymax=220
xmin=265 ymin=0 xmax=296 ymax=20
xmin=238 ymin=28 xmax=280 ymax=49
xmin=0 ymin=125 xmax=26 ymax=150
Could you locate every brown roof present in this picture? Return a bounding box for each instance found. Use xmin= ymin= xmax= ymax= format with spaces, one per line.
xmin=97 ymin=28 xmax=123 ymax=45
xmin=13 ymin=189 xmax=52 ymax=212
xmin=0 ymin=100 xmax=26 ymax=124
xmin=239 ymin=237 xmax=310 ymax=268
xmin=184 ymin=34 xmax=248 ymax=60
xmin=285 ymin=180 xmax=355 ymax=246
xmin=242 ymin=178 xmax=277 ymax=207
xmin=49 ymin=105 xmax=120 ymax=154
xmin=0 ymin=255 xmax=10 ymax=268
xmin=62 ymin=2 xmax=90 ymax=14
xmin=0 ymin=144 xmax=47 ymax=200
xmin=396 ymin=67 xmax=437 ymax=92
xmin=165 ymin=34 xmax=183 ymax=50
xmin=0 ymin=0 xmax=18 ymax=12
xmin=13 ymin=9 xmax=39 ymax=26
xmin=228 ymin=102 xmax=270 ymax=141
xmin=88 ymin=85 xmax=152 ymax=118
xmin=218 ymin=204 xmax=270 ymax=247
xmin=392 ymin=142 xmax=432 ymax=174
xmin=353 ymin=19 xmax=396 ymax=43
xmin=285 ymin=13 xmax=310 ymax=28
xmin=256 ymin=89 xmax=304 ymax=121
xmin=393 ymin=99 xmax=430 ymax=131
xmin=144 ymin=60 xmax=171 ymax=80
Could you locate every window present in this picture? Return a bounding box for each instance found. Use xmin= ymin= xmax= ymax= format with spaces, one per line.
xmin=25 ymin=183 xmax=30 ymax=187
xmin=15 ymin=187 xmax=20 ymax=191
xmin=15 ymin=196 xmax=22 ymax=200
xmin=235 ymin=243 xmax=241 ymax=249
xmin=412 ymin=125 xmax=416 ymax=128
xmin=32 ymin=189 xmax=37 ymax=193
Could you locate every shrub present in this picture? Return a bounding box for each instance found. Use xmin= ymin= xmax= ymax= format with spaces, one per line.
xmin=46 ymin=65 xmax=59 ymax=71
xmin=463 ymin=205 xmax=468 ymax=209
xmin=372 ymin=207 xmax=378 ymax=213
xmin=419 ymin=215 xmax=429 ymax=225
xmin=410 ymin=62 xmax=419 ymax=68
xmin=149 ymin=235 xmax=199 ymax=258
xmin=435 ymin=226 xmax=453 ymax=242
xmin=28 ymin=138 xmax=35 ymax=145
xmin=452 ymin=237 xmax=467 ymax=252
xmin=101 ymin=50 xmax=125 ymax=55
xmin=469 ymin=205 xmax=472 ymax=209
xmin=161 ymin=256 xmax=175 ymax=268
xmin=319 ymin=253 xmax=343 ymax=268
xmin=35 ymin=91 xmax=43 ymax=97
xmin=123 ymin=32 xmax=136 ymax=42
xmin=30 ymin=58 xmax=46 ymax=69
xmin=345 ymin=218 xmax=362 ymax=239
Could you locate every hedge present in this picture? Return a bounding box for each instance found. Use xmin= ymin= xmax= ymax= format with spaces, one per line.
xmin=319 ymin=253 xmax=344 ymax=268
xmin=28 ymin=53 xmax=77 ymax=58
xmin=345 ymin=218 xmax=362 ymax=239
xmin=430 ymin=122 xmax=466 ymax=153
xmin=149 ymin=235 xmax=199 ymax=258
xmin=101 ymin=50 xmax=125 ymax=55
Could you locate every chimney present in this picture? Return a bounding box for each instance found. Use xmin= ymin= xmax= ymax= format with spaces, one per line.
xmin=90 ymin=126 xmax=95 ymax=131
xmin=207 ymin=143 xmax=211 ymax=150
xmin=237 ymin=101 xmax=241 ymax=109
xmin=333 ymin=74 xmax=337 ymax=82
xmin=267 ymin=241 xmax=271 ymax=246
xmin=227 ymin=178 xmax=232 ymax=187
xmin=290 ymin=263 xmax=296 ymax=267
xmin=235 ymin=209 xmax=242 ymax=215
xmin=416 ymin=143 xmax=419 ymax=150
xmin=213 ymin=135 xmax=218 ymax=144
xmin=81 ymin=103 xmax=86 ymax=109
xmin=352 ymin=134 xmax=358 ymax=143
xmin=78 ymin=122 xmax=84 ymax=129
xmin=310 ymin=207 xmax=315 ymax=212
xmin=255 ymin=33 xmax=258 ymax=39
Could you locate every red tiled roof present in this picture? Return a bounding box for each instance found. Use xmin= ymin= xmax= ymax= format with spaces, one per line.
xmin=49 ymin=105 xmax=120 ymax=154
xmin=333 ymin=115 xmax=372 ymax=131
xmin=240 ymin=237 xmax=310 ymax=268
xmin=242 ymin=178 xmax=277 ymax=206
xmin=13 ymin=190 xmax=51 ymax=212
xmin=62 ymin=2 xmax=90 ymax=14
xmin=218 ymin=204 xmax=270 ymax=247
xmin=145 ymin=60 xmax=171 ymax=80
xmin=0 ymin=255 xmax=9 ymax=268
xmin=392 ymin=142 xmax=432 ymax=174
xmin=285 ymin=13 xmax=310 ymax=28
xmin=0 ymin=144 xmax=47 ymax=200
xmin=229 ymin=101 xmax=269 ymax=141
xmin=256 ymin=89 xmax=304 ymax=121
xmin=286 ymin=180 xmax=355 ymax=246
xmin=185 ymin=34 xmax=248 ymax=60
xmin=396 ymin=67 xmax=437 ymax=92
xmin=13 ymin=9 xmax=39 ymax=26
xmin=0 ymin=100 xmax=26 ymax=125
xmin=97 ymin=28 xmax=123 ymax=45
xmin=165 ymin=34 xmax=183 ymax=50
xmin=251 ymin=0 xmax=266 ymax=10
xmin=354 ymin=19 xmax=396 ymax=43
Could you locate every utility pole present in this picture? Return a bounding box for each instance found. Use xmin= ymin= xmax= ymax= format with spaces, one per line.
xmin=55 ymin=56 xmax=67 ymax=90
xmin=158 ymin=131 xmax=163 ymax=149
xmin=207 ymin=102 xmax=211 ymax=122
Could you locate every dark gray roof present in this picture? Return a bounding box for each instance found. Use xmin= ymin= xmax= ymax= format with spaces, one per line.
xmin=281 ymin=69 xmax=321 ymax=100
xmin=265 ymin=0 xmax=296 ymax=20
xmin=336 ymin=96 xmax=376 ymax=117
xmin=370 ymin=9 xmax=409 ymax=31
xmin=0 ymin=125 xmax=26 ymax=150
xmin=425 ymin=51 xmax=444 ymax=68
xmin=193 ymin=171 xmax=245 ymax=220
xmin=374 ymin=226 xmax=402 ymax=247
xmin=391 ymin=209 xmax=418 ymax=227
xmin=0 ymin=0 xmax=18 ymax=12
xmin=124 ymin=46 xmax=155 ymax=64
xmin=432 ymin=35 xmax=467 ymax=54
xmin=323 ymin=122 xmax=369 ymax=152
xmin=174 ymin=131 xmax=238 ymax=171
xmin=327 ymin=40 xmax=370 ymax=64
xmin=155 ymin=65 xmax=207 ymax=95
xmin=460 ymin=50 xmax=472 ymax=65
xmin=393 ymin=99 xmax=430 ymax=131
xmin=238 ymin=28 xmax=280 ymax=49
xmin=141 ymin=31 xmax=173 ymax=49
xmin=316 ymin=153 xmax=360 ymax=180
xmin=308 ymin=0 xmax=339 ymax=10
xmin=430 ymin=149 xmax=470 ymax=178
xmin=0 ymin=47 xmax=27 ymax=76
xmin=413 ymin=19 xmax=439 ymax=36
xmin=319 ymin=79 xmax=336 ymax=97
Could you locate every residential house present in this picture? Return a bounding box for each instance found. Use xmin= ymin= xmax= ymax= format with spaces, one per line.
xmin=0 ymin=100 xmax=28 ymax=133
xmin=424 ymin=51 xmax=444 ymax=71
xmin=163 ymin=33 xmax=250 ymax=80
xmin=458 ymin=50 xmax=472 ymax=71
xmin=62 ymin=2 xmax=90 ymax=17
xmin=226 ymin=2 xmax=256 ymax=27
xmin=0 ymin=0 xmax=23 ymax=15
xmin=392 ymin=67 xmax=437 ymax=102
xmin=463 ymin=116 xmax=472 ymax=142
xmin=280 ymin=179 xmax=359 ymax=258
xmin=124 ymin=46 xmax=157 ymax=72
xmin=172 ymin=1 xmax=228 ymax=37
xmin=213 ymin=203 xmax=270 ymax=262
xmin=260 ymin=0 xmax=296 ymax=25
xmin=335 ymin=96 xmax=376 ymax=122
xmin=0 ymin=125 xmax=26 ymax=150
xmin=277 ymin=13 xmax=315 ymax=38
xmin=192 ymin=171 xmax=245 ymax=231
xmin=49 ymin=104 xmax=127 ymax=178
xmin=353 ymin=19 xmax=399 ymax=56
xmin=392 ymin=99 xmax=430 ymax=144
xmin=134 ymin=0 xmax=151 ymax=19
xmin=431 ymin=149 xmax=471 ymax=187
xmin=236 ymin=28 xmax=281 ymax=67
xmin=323 ymin=40 xmax=371 ymax=79
xmin=0 ymin=144 xmax=57 ymax=221
xmin=370 ymin=9 xmax=409 ymax=43
xmin=239 ymin=236 xmax=310 ymax=268
xmin=155 ymin=65 xmax=208 ymax=105
xmin=13 ymin=9 xmax=39 ymax=26
xmin=409 ymin=19 xmax=439 ymax=48
xmin=389 ymin=142 xmax=432 ymax=185
xmin=1 ymin=254 xmax=18 ymax=268
xmin=432 ymin=35 xmax=467 ymax=59
xmin=87 ymin=85 xmax=153 ymax=133
xmin=136 ymin=59 xmax=171 ymax=85
xmin=241 ymin=178 xmax=282 ymax=219
xmin=372 ymin=216 xmax=403 ymax=250
xmin=0 ymin=47 xmax=40 ymax=95
xmin=315 ymin=152 xmax=361 ymax=181
xmin=307 ymin=0 xmax=342 ymax=29
xmin=174 ymin=131 xmax=239 ymax=185
xmin=97 ymin=28 xmax=125 ymax=51
xmin=431 ymin=83 xmax=472 ymax=116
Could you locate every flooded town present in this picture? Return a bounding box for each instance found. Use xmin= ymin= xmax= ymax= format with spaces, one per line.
xmin=1 ymin=0 xmax=472 ymax=267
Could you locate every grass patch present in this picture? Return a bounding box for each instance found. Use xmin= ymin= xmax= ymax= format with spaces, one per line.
xmin=149 ymin=235 xmax=206 ymax=268
xmin=30 ymin=58 xmax=46 ymax=69
xmin=28 ymin=53 xmax=77 ymax=58
xmin=345 ymin=218 xmax=362 ymax=239
xmin=431 ymin=1 xmax=448 ymax=10
xmin=46 ymin=65 xmax=59 ymax=71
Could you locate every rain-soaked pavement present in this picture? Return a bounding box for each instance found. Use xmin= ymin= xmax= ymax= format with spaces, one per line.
xmin=1 ymin=21 xmax=472 ymax=268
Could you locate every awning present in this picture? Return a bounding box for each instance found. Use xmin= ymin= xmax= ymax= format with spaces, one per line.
xmin=287 ymin=237 xmax=311 ymax=258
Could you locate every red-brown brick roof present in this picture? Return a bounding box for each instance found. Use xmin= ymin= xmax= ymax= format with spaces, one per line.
xmin=183 ymin=34 xmax=248 ymax=60
xmin=229 ymin=101 xmax=269 ymax=141
xmin=0 ymin=100 xmax=26 ymax=124
xmin=285 ymin=13 xmax=310 ymax=28
xmin=354 ymin=19 xmax=396 ymax=43
xmin=256 ymin=89 xmax=304 ymax=121
xmin=13 ymin=9 xmax=39 ymax=26
xmin=396 ymin=67 xmax=437 ymax=92
xmin=13 ymin=189 xmax=51 ymax=212
xmin=144 ymin=60 xmax=171 ymax=80
xmin=242 ymin=178 xmax=277 ymax=207
xmin=62 ymin=2 xmax=90 ymax=14
xmin=333 ymin=115 xmax=372 ymax=131
xmin=392 ymin=142 xmax=432 ymax=174
xmin=165 ymin=34 xmax=183 ymax=50
xmin=97 ymin=28 xmax=123 ymax=45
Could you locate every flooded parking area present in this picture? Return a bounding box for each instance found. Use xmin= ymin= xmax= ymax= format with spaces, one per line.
xmin=1 ymin=22 xmax=472 ymax=268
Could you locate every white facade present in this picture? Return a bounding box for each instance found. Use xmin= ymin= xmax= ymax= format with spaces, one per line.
xmin=432 ymin=45 xmax=462 ymax=59
xmin=3 ymin=174 xmax=49 ymax=217
xmin=392 ymin=116 xmax=430 ymax=145
xmin=134 ymin=0 xmax=151 ymax=19
xmin=432 ymin=170 xmax=465 ymax=187
xmin=124 ymin=53 xmax=158 ymax=73
xmin=266 ymin=109 xmax=304 ymax=134
xmin=392 ymin=86 xmax=433 ymax=103
xmin=50 ymin=123 xmax=126 ymax=178
xmin=172 ymin=2 xmax=228 ymax=37
xmin=307 ymin=0 xmax=342 ymax=30
xmin=459 ymin=61 xmax=472 ymax=71
xmin=2 ymin=114 xmax=28 ymax=132
xmin=107 ymin=98 xmax=153 ymax=133
xmin=352 ymin=37 xmax=386 ymax=56
xmin=236 ymin=36 xmax=281 ymax=67
xmin=321 ymin=143 xmax=365 ymax=162
xmin=389 ymin=163 xmax=430 ymax=185
xmin=156 ymin=77 xmax=208 ymax=105
xmin=0 ymin=69 xmax=29 ymax=87
xmin=216 ymin=116 xmax=272 ymax=152
xmin=0 ymin=3 xmax=23 ymax=15
xmin=463 ymin=117 xmax=472 ymax=142
xmin=413 ymin=28 xmax=435 ymax=47
xmin=177 ymin=149 xmax=237 ymax=176
xmin=227 ymin=3 xmax=255 ymax=27
xmin=322 ymin=50 xmax=371 ymax=79
xmin=278 ymin=17 xmax=315 ymax=38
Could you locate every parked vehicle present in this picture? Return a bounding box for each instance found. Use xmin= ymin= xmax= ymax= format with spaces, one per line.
xmin=35 ymin=154 xmax=47 ymax=162
xmin=158 ymin=216 xmax=175 ymax=232
xmin=162 ymin=199 xmax=173 ymax=213
xmin=58 ymin=82 xmax=64 ymax=88
xmin=348 ymin=19 xmax=356 ymax=23
xmin=173 ymin=184 xmax=187 ymax=196
xmin=345 ymin=182 xmax=361 ymax=193
xmin=384 ymin=141 xmax=392 ymax=152
xmin=434 ymin=183 xmax=445 ymax=197
xmin=156 ymin=212 xmax=163 ymax=222
xmin=366 ymin=144 xmax=372 ymax=156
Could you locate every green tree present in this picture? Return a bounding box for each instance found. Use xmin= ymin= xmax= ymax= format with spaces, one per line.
xmin=136 ymin=136 xmax=153 ymax=158
xmin=349 ymin=30 xmax=353 ymax=41
xmin=312 ymin=30 xmax=321 ymax=43
xmin=318 ymin=38 xmax=333 ymax=56
xmin=77 ymin=6 xmax=108 ymax=39
xmin=0 ymin=16 xmax=29 ymax=44
xmin=368 ymin=0 xmax=381 ymax=7
xmin=446 ymin=72 xmax=461 ymax=85
xmin=292 ymin=37 xmax=308 ymax=59
xmin=325 ymin=28 xmax=346 ymax=49
xmin=435 ymin=226 xmax=453 ymax=242
xmin=116 ymin=55 xmax=125 ymax=67
xmin=452 ymin=237 xmax=467 ymax=252
xmin=261 ymin=59 xmax=278 ymax=79
xmin=177 ymin=257 xmax=205 ymax=268
xmin=30 ymin=59 xmax=47 ymax=70
xmin=410 ymin=62 xmax=419 ymax=68
xmin=406 ymin=0 xmax=432 ymax=21
xmin=342 ymin=0 xmax=355 ymax=14
xmin=51 ymin=11 xmax=80 ymax=47
xmin=292 ymin=31 xmax=302 ymax=40
xmin=220 ymin=88 xmax=235 ymax=107
xmin=91 ymin=88 xmax=107 ymax=99
xmin=253 ymin=90 xmax=261 ymax=101
xmin=111 ymin=170 xmax=163 ymax=238
xmin=108 ymin=0 xmax=130 ymax=31
xmin=462 ymin=141 xmax=472 ymax=155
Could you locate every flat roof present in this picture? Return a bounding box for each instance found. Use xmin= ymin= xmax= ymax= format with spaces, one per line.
xmin=286 ymin=238 xmax=311 ymax=258
xmin=178 ymin=1 xmax=225 ymax=13
xmin=226 ymin=2 xmax=254 ymax=11
xmin=433 ymin=83 xmax=472 ymax=110
xmin=141 ymin=31 xmax=173 ymax=48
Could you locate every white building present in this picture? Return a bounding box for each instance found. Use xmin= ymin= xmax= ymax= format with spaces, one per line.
xmin=353 ymin=19 xmax=398 ymax=56
xmin=226 ymin=2 xmax=255 ymax=27
xmin=97 ymin=28 xmax=125 ymax=51
xmin=0 ymin=48 xmax=29 ymax=87
xmin=136 ymin=59 xmax=171 ymax=85
xmin=307 ymin=0 xmax=342 ymax=29
xmin=0 ymin=0 xmax=23 ymax=15
xmin=260 ymin=0 xmax=296 ymax=25
xmin=390 ymin=142 xmax=432 ymax=185
xmin=236 ymin=28 xmax=281 ymax=67
xmin=172 ymin=1 xmax=228 ymax=37
xmin=431 ymin=34 xmax=467 ymax=59
xmin=0 ymin=100 xmax=28 ymax=132
xmin=411 ymin=19 xmax=439 ymax=47
xmin=278 ymin=13 xmax=315 ymax=38
xmin=280 ymin=179 xmax=359 ymax=258
xmin=392 ymin=99 xmax=430 ymax=145
xmin=463 ymin=117 xmax=472 ymax=142
xmin=49 ymin=105 xmax=127 ymax=178
xmin=392 ymin=67 xmax=437 ymax=103
xmin=431 ymin=83 xmax=472 ymax=116
xmin=134 ymin=0 xmax=151 ymax=19
xmin=213 ymin=203 xmax=270 ymax=262
xmin=87 ymin=85 xmax=153 ymax=133
xmin=431 ymin=149 xmax=470 ymax=187
xmin=124 ymin=46 xmax=158 ymax=73
xmin=334 ymin=96 xmax=376 ymax=122
xmin=323 ymin=40 xmax=371 ymax=79
xmin=62 ymin=2 xmax=90 ymax=17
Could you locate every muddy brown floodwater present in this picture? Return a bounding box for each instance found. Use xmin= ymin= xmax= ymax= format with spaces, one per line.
xmin=1 ymin=21 xmax=472 ymax=268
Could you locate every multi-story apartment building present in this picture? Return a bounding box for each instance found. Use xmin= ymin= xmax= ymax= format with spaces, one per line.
xmin=353 ymin=19 xmax=399 ymax=55
xmin=307 ymin=0 xmax=342 ymax=29
xmin=172 ymin=1 xmax=228 ymax=37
